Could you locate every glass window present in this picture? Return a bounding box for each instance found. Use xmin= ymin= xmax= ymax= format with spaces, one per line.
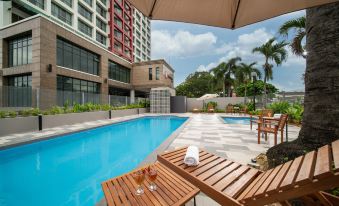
xmin=96 ymin=32 xmax=106 ymax=45
xmin=28 ymin=0 xmax=44 ymax=9
xmin=156 ymin=67 xmax=160 ymax=80
xmin=6 ymin=75 xmax=32 ymax=107
xmin=96 ymin=18 xmax=106 ymax=32
xmin=51 ymin=2 xmax=72 ymax=25
xmin=78 ymin=4 xmax=92 ymax=21
xmin=114 ymin=29 xmax=122 ymax=40
xmin=83 ymin=0 xmax=92 ymax=7
xmin=114 ymin=3 xmax=122 ymax=17
xmin=108 ymin=61 xmax=130 ymax=83
xmin=78 ymin=20 xmax=92 ymax=37
xmin=96 ymin=3 xmax=106 ymax=18
xmin=56 ymin=37 xmax=99 ymax=75
xmin=149 ymin=68 xmax=152 ymax=80
xmin=99 ymin=0 xmax=106 ymax=5
xmin=8 ymin=35 xmax=32 ymax=67
xmin=61 ymin=0 xmax=72 ymax=7
xmin=114 ymin=16 xmax=122 ymax=28
xmin=57 ymin=75 xmax=100 ymax=105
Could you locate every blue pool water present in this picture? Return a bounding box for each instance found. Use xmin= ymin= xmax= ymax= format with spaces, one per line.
xmin=0 ymin=116 xmax=187 ymax=206
xmin=222 ymin=117 xmax=251 ymax=124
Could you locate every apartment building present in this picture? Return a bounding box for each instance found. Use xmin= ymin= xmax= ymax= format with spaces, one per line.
xmin=0 ymin=0 xmax=151 ymax=63
xmin=133 ymin=8 xmax=151 ymax=62
xmin=0 ymin=15 xmax=173 ymax=109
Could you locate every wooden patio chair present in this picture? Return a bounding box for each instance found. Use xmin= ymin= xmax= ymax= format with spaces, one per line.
xmin=257 ymin=114 xmax=288 ymax=145
xmin=239 ymin=106 xmax=248 ymax=116
xmin=250 ymin=109 xmax=273 ymax=130
xmin=207 ymin=105 xmax=215 ymax=113
xmin=226 ymin=105 xmax=234 ymax=114
xmin=158 ymin=140 xmax=339 ymax=206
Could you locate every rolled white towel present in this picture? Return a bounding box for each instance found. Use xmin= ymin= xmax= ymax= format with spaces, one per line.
xmin=274 ymin=114 xmax=282 ymax=118
xmin=184 ymin=146 xmax=199 ymax=166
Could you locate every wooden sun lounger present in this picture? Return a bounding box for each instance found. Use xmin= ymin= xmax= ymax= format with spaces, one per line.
xmin=158 ymin=140 xmax=339 ymax=206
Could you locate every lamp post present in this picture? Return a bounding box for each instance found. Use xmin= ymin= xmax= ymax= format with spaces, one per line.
xmin=251 ymin=72 xmax=257 ymax=111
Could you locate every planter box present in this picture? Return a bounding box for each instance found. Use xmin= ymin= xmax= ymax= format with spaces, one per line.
xmin=43 ymin=111 xmax=109 ymax=129
xmin=0 ymin=116 xmax=38 ymax=137
xmin=0 ymin=108 xmax=149 ymax=137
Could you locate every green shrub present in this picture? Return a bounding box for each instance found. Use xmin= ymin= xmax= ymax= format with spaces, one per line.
xmin=268 ymin=101 xmax=290 ymax=113
xmin=138 ymin=100 xmax=150 ymax=108
xmin=0 ymin=111 xmax=6 ymax=118
xmin=48 ymin=106 xmax=65 ymax=115
xmin=206 ymin=101 xmax=217 ymax=108
xmin=246 ymin=102 xmax=255 ymax=112
xmin=8 ymin=111 xmax=17 ymax=118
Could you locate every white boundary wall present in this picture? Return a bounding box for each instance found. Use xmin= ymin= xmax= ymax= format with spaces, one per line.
xmin=187 ymin=97 xmax=245 ymax=111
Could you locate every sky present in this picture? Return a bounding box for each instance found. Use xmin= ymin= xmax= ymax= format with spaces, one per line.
xmin=150 ymin=10 xmax=306 ymax=92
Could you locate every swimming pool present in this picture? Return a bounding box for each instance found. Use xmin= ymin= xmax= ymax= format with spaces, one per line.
xmin=222 ymin=117 xmax=251 ymax=124
xmin=0 ymin=116 xmax=187 ymax=206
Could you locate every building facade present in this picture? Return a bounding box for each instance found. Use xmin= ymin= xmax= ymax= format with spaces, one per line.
xmin=132 ymin=8 xmax=151 ymax=62
xmin=0 ymin=0 xmax=151 ymax=63
xmin=0 ymin=15 xmax=173 ymax=109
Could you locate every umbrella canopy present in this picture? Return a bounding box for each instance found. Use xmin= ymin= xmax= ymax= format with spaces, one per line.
xmin=128 ymin=0 xmax=338 ymax=29
xmin=197 ymin=94 xmax=219 ymax=101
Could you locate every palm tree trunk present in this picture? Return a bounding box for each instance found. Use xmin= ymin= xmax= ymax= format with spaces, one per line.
xmin=244 ymin=84 xmax=247 ymax=103
xmin=263 ymin=73 xmax=267 ymax=108
xmin=267 ymin=2 xmax=339 ymax=167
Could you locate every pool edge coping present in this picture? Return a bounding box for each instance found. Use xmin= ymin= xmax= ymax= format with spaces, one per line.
xmin=0 ymin=114 xmax=191 ymax=151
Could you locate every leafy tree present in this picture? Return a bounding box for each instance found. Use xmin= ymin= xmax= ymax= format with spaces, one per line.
xmin=235 ymin=62 xmax=261 ymax=102
xmin=235 ymin=80 xmax=278 ymax=97
xmin=252 ymin=38 xmax=288 ymax=107
xmin=279 ymin=16 xmax=306 ymax=58
xmin=210 ymin=57 xmax=241 ymax=97
xmin=175 ymin=71 xmax=215 ymax=98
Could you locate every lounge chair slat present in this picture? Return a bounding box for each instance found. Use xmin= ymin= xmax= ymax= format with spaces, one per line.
xmin=331 ymin=140 xmax=339 ymax=172
xmin=314 ymin=145 xmax=332 ymax=179
xmin=166 ymin=150 xmax=188 ymax=161
xmin=266 ymin=160 xmax=293 ymax=194
xmin=254 ymin=164 xmax=283 ymax=198
xmin=172 ymin=151 xmax=206 ymax=164
xmin=182 ymin=155 xmax=219 ymax=172
xmin=191 ymin=157 xmax=224 ymax=176
xmin=243 ymin=169 xmax=274 ymax=200
xmin=295 ymin=151 xmax=316 ymax=185
xmin=224 ymin=168 xmax=260 ymax=198
xmin=162 ymin=147 xmax=188 ymax=158
xmin=279 ymin=155 xmax=304 ymax=190
xmin=237 ymin=172 xmax=265 ymax=201
xmin=204 ymin=162 xmax=241 ymax=186
xmin=197 ymin=160 xmax=233 ymax=181
xmin=213 ymin=165 xmax=249 ymax=192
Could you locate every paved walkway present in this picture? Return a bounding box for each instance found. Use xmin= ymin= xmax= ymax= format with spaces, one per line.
xmin=168 ymin=113 xmax=300 ymax=206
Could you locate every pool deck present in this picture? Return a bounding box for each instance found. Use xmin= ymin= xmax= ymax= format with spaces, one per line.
xmin=0 ymin=113 xmax=300 ymax=206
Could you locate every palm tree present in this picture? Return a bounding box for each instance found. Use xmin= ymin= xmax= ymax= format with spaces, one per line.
xmin=235 ymin=62 xmax=261 ymax=102
xmin=267 ymin=3 xmax=339 ymax=167
xmin=252 ymin=38 xmax=288 ymax=107
xmin=210 ymin=57 xmax=241 ymax=97
xmin=279 ymin=16 xmax=306 ymax=58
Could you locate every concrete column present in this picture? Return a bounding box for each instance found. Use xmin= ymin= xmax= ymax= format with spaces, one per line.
xmin=130 ymin=89 xmax=135 ymax=104
xmin=0 ymin=1 xmax=11 ymax=27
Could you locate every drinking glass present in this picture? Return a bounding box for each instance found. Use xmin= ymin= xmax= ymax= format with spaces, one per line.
xmin=132 ymin=169 xmax=145 ymax=195
xmin=146 ymin=165 xmax=158 ymax=191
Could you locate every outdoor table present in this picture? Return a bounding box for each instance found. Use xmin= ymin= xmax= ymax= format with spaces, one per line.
xmin=102 ymin=162 xmax=200 ymax=206
xmin=262 ymin=116 xmax=289 ymax=142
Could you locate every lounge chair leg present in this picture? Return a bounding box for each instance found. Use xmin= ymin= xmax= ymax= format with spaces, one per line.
xmin=257 ymin=126 xmax=261 ymax=144
xmin=194 ymin=196 xmax=197 ymax=206
xmin=281 ymin=130 xmax=284 ymax=143
xmin=265 ymin=132 xmax=267 ymax=141
xmin=274 ymin=133 xmax=277 ymax=145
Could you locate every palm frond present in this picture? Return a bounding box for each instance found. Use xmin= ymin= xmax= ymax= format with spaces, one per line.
xmin=279 ymin=16 xmax=306 ymax=36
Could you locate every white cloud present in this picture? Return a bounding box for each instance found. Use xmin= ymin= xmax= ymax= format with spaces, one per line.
xmin=151 ymin=30 xmax=217 ymax=59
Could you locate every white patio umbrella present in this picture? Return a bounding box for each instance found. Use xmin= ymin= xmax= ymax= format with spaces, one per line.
xmin=128 ymin=0 xmax=338 ymax=29
xmin=197 ymin=94 xmax=219 ymax=101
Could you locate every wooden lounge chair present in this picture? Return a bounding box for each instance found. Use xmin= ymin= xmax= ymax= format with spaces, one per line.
xmin=239 ymin=106 xmax=247 ymax=116
xmin=257 ymin=114 xmax=288 ymax=145
xmin=158 ymin=140 xmax=339 ymax=206
xmin=250 ymin=109 xmax=273 ymax=130
xmin=192 ymin=108 xmax=200 ymax=113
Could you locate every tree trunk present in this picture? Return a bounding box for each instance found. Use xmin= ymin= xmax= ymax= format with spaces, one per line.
xmin=263 ymin=73 xmax=267 ymax=108
xmin=267 ymin=2 xmax=339 ymax=167
xmin=244 ymin=84 xmax=247 ymax=103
